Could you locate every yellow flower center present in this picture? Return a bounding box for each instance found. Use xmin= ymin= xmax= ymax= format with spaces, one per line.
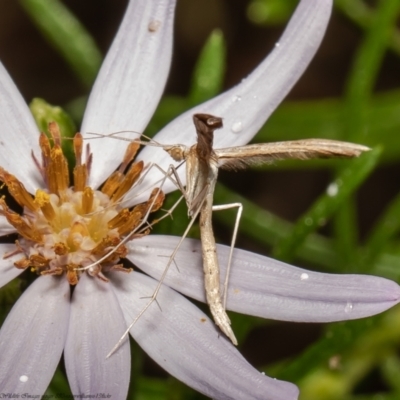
xmin=0 ymin=122 xmax=164 ymax=284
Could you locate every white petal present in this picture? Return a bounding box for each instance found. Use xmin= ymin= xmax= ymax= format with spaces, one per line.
xmin=0 ymin=62 xmax=42 ymax=192
xmin=0 ymin=276 xmax=70 ymax=393
xmin=82 ymin=0 xmax=177 ymax=189
xmin=133 ymin=0 xmax=333 ymax=200
xmin=128 ymin=235 xmax=400 ymax=322
xmin=0 ymin=216 xmax=16 ymax=236
xmin=111 ymin=271 xmax=299 ymax=400
xmin=0 ymin=243 xmax=25 ymax=288
xmin=64 ymin=274 xmax=130 ymax=397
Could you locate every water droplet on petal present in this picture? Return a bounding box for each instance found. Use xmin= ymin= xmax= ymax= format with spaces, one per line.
xmin=19 ymin=375 xmax=28 ymax=382
xmin=327 ymin=182 xmax=338 ymax=197
xmin=231 ymin=121 xmax=243 ymax=133
xmin=344 ymin=302 xmax=353 ymax=313
xmin=232 ymin=95 xmax=242 ymax=102
xmin=300 ymin=273 xmax=309 ymax=281
xmin=148 ymin=19 xmax=161 ymax=32
xmin=275 ymin=42 xmax=280 ymax=48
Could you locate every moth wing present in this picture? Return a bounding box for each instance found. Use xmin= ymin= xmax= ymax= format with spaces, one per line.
xmin=216 ymin=139 xmax=370 ymax=170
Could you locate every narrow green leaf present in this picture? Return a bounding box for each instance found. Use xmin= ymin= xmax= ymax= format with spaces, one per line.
xmin=189 ymin=30 xmax=226 ymax=105
xmin=342 ymin=0 xmax=400 ymax=143
xmin=257 ymin=91 xmax=400 ymax=164
xmin=381 ymin=355 xmax=400 ymax=393
xmin=272 ymin=148 xmax=381 ymax=262
xmin=373 ymin=251 xmax=400 ymax=281
xmin=272 ymin=318 xmax=380 ymax=383
xmin=336 ymin=0 xmax=400 ymax=57
xmin=146 ymin=96 xmax=190 ymax=138
xmin=362 ymin=191 xmax=400 ymax=268
xmin=336 ymin=0 xmax=400 ymax=271
xmin=247 ymin=0 xmax=297 ymax=25
xmin=274 ymin=303 xmax=400 ymax=384
xmin=334 ymin=0 xmax=400 ymax=269
xmin=346 ymin=395 xmax=400 ymax=400
xmin=213 ymin=181 xmax=400 ymax=279
xmin=332 ymin=198 xmax=359 ymax=272
xmin=19 ymin=0 xmax=102 ymax=88
xmin=213 ymin=183 xmax=340 ymax=269
xmin=289 ymin=308 xmax=400 ymax=400
xmin=354 ymin=395 xmax=400 ymax=400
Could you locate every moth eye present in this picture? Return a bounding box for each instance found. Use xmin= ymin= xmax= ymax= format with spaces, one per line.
xmin=207 ymin=117 xmax=223 ymax=128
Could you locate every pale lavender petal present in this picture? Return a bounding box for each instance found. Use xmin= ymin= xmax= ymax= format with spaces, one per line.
xmin=0 ymin=276 xmax=70 ymax=393
xmin=134 ymin=0 xmax=333 ymax=199
xmin=64 ymin=274 xmax=130 ymax=397
xmin=82 ymin=0 xmax=177 ymax=189
xmin=111 ymin=271 xmax=299 ymax=400
xmin=0 ymin=62 xmax=42 ymax=193
xmin=128 ymin=235 xmax=400 ymax=322
xmin=0 ymin=243 xmax=25 ymax=288
xmin=0 ymin=217 xmax=16 ymax=236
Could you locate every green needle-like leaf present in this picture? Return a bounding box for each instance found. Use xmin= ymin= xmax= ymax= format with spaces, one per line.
xmin=362 ymin=191 xmax=400 ymax=268
xmin=334 ymin=0 xmax=400 ymax=269
xmin=274 ymin=304 xmax=400 ymax=385
xmin=247 ymin=0 xmax=297 ymax=25
xmin=342 ymin=0 xmax=400 ymax=144
xmin=257 ymin=91 xmax=400 ymax=164
xmin=381 ymin=355 xmax=400 ymax=393
xmin=272 ymin=148 xmax=382 ymax=262
xmin=273 ymin=318 xmax=380 ymax=384
xmin=336 ymin=0 xmax=400 ymax=57
xmin=189 ymin=29 xmax=226 ymax=105
xmin=213 ymin=183 xmax=340 ymax=269
xmin=213 ymin=181 xmax=400 ymax=278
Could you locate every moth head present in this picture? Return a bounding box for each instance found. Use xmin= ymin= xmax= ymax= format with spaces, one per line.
xmin=164 ymin=145 xmax=186 ymax=162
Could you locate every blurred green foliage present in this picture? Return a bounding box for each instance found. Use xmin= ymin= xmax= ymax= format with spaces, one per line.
xmin=29 ymin=98 xmax=77 ymax=165
xmin=19 ymin=0 xmax=102 ymax=88
xmin=6 ymin=0 xmax=400 ymax=398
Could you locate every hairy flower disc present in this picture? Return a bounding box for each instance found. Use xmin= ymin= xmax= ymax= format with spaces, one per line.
xmin=0 ymin=123 xmax=164 ymax=285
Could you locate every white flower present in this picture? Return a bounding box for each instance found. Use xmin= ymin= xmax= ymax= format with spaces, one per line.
xmin=0 ymin=0 xmax=399 ymax=399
